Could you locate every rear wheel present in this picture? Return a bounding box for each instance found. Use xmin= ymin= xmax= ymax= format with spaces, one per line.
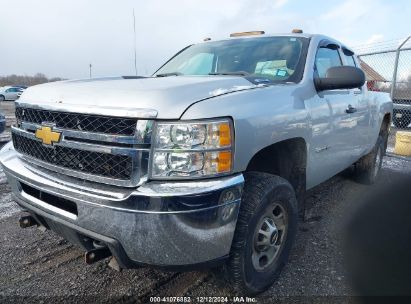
xmin=353 ymin=135 xmax=384 ymax=184
xmin=226 ymin=172 xmax=298 ymax=295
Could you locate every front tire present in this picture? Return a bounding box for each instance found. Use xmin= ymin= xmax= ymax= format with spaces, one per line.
xmin=353 ymin=135 xmax=384 ymax=184
xmin=0 ymin=95 xmax=5 ymax=102
xmin=227 ymin=172 xmax=298 ymax=295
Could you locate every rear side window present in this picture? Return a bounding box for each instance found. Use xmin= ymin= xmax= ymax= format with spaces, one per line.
xmin=344 ymin=55 xmax=356 ymax=67
xmin=315 ymin=48 xmax=342 ymax=77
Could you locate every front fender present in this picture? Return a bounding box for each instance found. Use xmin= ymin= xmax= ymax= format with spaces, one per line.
xmin=181 ymin=84 xmax=311 ymax=173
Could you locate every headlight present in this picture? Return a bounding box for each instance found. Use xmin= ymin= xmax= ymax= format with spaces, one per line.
xmin=151 ymin=119 xmax=233 ymax=178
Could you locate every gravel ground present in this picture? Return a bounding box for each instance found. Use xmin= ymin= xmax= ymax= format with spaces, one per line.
xmin=0 ymin=101 xmax=410 ymax=303
xmin=1 ymin=157 xmax=410 ymax=304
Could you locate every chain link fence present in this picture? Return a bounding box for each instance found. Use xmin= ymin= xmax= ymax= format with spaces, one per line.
xmin=355 ymin=36 xmax=411 ymax=157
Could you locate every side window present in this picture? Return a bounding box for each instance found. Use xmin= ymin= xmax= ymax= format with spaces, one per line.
xmin=315 ymin=47 xmax=342 ymax=78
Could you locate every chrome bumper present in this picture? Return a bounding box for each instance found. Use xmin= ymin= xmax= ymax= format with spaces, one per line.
xmin=0 ymin=142 xmax=244 ymax=267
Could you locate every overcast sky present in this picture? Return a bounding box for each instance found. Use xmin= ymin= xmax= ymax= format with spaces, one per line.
xmin=1 ymin=0 xmax=410 ymax=79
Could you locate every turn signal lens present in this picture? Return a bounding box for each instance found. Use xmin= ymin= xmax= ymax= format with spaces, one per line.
xmin=217 ymin=151 xmax=232 ymax=173
xmin=219 ymin=123 xmax=231 ymax=147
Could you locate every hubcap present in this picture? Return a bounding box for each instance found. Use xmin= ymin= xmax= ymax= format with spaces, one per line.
xmin=252 ymin=203 xmax=288 ymax=271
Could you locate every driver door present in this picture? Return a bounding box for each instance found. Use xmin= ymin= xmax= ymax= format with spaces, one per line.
xmin=306 ymin=44 xmax=360 ymax=187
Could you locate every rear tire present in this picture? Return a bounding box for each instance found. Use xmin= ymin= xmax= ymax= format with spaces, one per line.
xmin=353 ymin=135 xmax=384 ymax=184
xmin=226 ymin=172 xmax=298 ymax=295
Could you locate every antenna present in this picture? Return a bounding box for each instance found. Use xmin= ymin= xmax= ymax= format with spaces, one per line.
xmin=133 ymin=9 xmax=138 ymax=75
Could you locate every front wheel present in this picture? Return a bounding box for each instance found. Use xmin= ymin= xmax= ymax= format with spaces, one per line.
xmin=0 ymin=95 xmax=5 ymax=102
xmin=226 ymin=172 xmax=298 ymax=295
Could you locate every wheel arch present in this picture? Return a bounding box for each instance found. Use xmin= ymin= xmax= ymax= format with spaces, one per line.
xmin=381 ymin=112 xmax=391 ymax=132
xmin=245 ymin=137 xmax=307 ymax=214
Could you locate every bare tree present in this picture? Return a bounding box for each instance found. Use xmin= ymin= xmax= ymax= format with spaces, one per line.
xmin=0 ymin=74 xmax=65 ymax=87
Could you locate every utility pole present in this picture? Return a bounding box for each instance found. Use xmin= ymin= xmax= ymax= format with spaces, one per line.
xmin=133 ymin=8 xmax=138 ymax=75
xmin=89 ymin=64 xmax=92 ymax=79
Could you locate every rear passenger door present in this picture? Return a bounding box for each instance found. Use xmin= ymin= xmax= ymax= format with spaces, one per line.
xmin=341 ymin=48 xmax=371 ymax=155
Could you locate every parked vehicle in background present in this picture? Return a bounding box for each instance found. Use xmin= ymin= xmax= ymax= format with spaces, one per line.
xmin=0 ymin=113 xmax=5 ymax=134
xmin=393 ymin=98 xmax=411 ymax=128
xmin=16 ymin=89 xmax=24 ymax=100
xmin=0 ymin=86 xmax=26 ymax=101
xmin=0 ymin=30 xmax=392 ymax=295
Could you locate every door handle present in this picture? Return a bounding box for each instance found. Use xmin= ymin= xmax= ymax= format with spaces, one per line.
xmin=353 ymin=90 xmax=362 ymax=95
xmin=346 ymin=105 xmax=357 ymax=114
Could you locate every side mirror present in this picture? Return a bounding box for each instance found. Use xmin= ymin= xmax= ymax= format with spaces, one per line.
xmin=314 ymin=66 xmax=365 ymax=92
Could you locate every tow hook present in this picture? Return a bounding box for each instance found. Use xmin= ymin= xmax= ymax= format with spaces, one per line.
xmin=19 ymin=215 xmax=38 ymax=228
xmin=84 ymin=247 xmax=111 ymax=265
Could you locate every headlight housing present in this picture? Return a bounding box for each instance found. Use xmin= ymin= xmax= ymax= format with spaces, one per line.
xmin=151 ymin=119 xmax=233 ymax=179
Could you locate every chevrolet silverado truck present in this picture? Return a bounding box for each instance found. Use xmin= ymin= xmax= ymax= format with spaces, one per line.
xmin=0 ymin=30 xmax=392 ymax=295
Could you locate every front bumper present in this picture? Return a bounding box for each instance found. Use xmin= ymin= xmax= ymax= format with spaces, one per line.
xmin=0 ymin=142 xmax=244 ymax=267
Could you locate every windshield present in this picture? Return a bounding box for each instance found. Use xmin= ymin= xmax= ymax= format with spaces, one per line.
xmin=155 ymin=36 xmax=309 ymax=82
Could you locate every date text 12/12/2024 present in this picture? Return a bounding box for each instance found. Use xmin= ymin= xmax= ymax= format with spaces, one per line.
xmin=149 ymin=296 xmax=257 ymax=303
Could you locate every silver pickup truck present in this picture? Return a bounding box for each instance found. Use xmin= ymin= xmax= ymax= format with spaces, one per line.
xmin=0 ymin=30 xmax=392 ymax=294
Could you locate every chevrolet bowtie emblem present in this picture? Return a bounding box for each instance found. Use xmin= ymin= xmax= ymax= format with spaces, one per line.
xmin=35 ymin=126 xmax=61 ymax=145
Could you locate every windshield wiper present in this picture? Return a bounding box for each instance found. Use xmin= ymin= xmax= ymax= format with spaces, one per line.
xmin=209 ymin=71 xmax=250 ymax=76
xmin=155 ymin=72 xmax=183 ymax=77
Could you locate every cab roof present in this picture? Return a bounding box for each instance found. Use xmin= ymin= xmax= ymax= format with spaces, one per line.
xmin=202 ymin=32 xmax=353 ymax=53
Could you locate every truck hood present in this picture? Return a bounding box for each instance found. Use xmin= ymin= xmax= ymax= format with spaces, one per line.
xmin=18 ymin=76 xmax=262 ymax=119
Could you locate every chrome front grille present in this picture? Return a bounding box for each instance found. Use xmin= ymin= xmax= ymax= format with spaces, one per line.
xmin=12 ymin=133 xmax=133 ymax=180
xmin=16 ymin=107 xmax=138 ymax=135
xmin=12 ymin=104 xmax=154 ymax=187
